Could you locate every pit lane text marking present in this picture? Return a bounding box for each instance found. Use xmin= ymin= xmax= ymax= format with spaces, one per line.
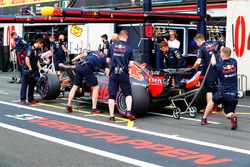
xmin=0 ymin=100 xmax=250 ymax=156
xmin=5 ymin=114 xmax=233 ymax=165
xmin=0 ymin=122 xmax=161 ymax=167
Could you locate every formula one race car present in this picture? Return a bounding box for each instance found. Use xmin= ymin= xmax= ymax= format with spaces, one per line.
xmin=37 ymin=61 xmax=206 ymax=119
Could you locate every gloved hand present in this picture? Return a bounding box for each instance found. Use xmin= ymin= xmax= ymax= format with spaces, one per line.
xmin=59 ymin=39 xmax=63 ymax=46
xmin=29 ymin=70 xmax=33 ymax=75
xmin=40 ymin=69 xmax=45 ymax=74
xmin=23 ymin=69 xmax=34 ymax=81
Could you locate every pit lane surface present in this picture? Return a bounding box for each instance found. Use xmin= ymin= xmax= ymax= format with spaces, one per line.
xmin=1 ymin=72 xmax=250 ymax=167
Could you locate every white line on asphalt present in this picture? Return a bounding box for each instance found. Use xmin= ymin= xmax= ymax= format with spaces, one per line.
xmin=0 ymin=76 xmax=12 ymax=79
xmin=0 ymin=100 xmax=250 ymax=155
xmin=0 ymin=123 xmax=162 ymax=167
xmin=148 ymin=112 xmax=221 ymax=125
xmin=0 ymin=91 xmax=8 ymax=95
xmin=237 ymin=104 xmax=250 ymax=108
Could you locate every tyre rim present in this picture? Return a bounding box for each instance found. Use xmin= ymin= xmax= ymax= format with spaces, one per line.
xmin=39 ymin=77 xmax=49 ymax=98
xmin=117 ymin=93 xmax=127 ymax=115
xmin=118 ymin=93 xmax=127 ymax=111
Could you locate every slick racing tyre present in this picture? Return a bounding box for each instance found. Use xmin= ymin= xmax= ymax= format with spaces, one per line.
xmin=116 ymin=85 xmax=150 ymax=118
xmin=38 ymin=74 xmax=61 ymax=100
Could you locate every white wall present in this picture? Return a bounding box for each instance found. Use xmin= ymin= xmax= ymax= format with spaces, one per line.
xmin=3 ymin=23 xmax=23 ymax=47
xmin=67 ymin=23 xmax=114 ymax=53
xmin=68 ymin=25 xmax=88 ymax=54
xmin=226 ymin=0 xmax=250 ymax=90
xmin=87 ymin=23 xmax=114 ymax=51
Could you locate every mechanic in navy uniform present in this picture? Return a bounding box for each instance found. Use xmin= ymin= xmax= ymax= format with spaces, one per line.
xmin=100 ymin=34 xmax=110 ymax=55
xmin=217 ymin=33 xmax=226 ymax=51
xmin=11 ymin=32 xmax=28 ymax=83
xmin=160 ymin=41 xmax=185 ymax=68
xmin=52 ymin=34 xmax=67 ymax=81
xmin=201 ymin=47 xmax=238 ymax=130
xmin=160 ymin=41 xmax=186 ymax=86
xmin=66 ymin=51 xmax=106 ymax=114
xmin=106 ymin=30 xmax=135 ymax=122
xmin=193 ymin=34 xmax=220 ymax=107
xmin=20 ymin=38 xmax=44 ymax=105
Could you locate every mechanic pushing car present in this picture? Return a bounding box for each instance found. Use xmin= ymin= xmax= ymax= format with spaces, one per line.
xmin=66 ymin=51 xmax=106 ymax=114
xmin=20 ymin=38 xmax=45 ymax=105
xmin=192 ymin=34 xmax=220 ymax=107
xmin=11 ymin=32 xmax=28 ymax=83
xmin=52 ymin=34 xmax=67 ymax=81
xmin=201 ymin=47 xmax=238 ymax=130
xmin=106 ymin=30 xmax=135 ymax=122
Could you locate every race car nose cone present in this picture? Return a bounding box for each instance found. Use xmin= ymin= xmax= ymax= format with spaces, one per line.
xmin=41 ymin=7 xmax=62 ymax=16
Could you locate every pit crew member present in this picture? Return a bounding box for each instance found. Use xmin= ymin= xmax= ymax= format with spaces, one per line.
xmin=66 ymin=51 xmax=106 ymax=114
xmin=20 ymin=38 xmax=44 ymax=105
xmin=201 ymin=47 xmax=238 ymax=130
xmin=106 ymin=30 xmax=135 ymax=122
xmin=160 ymin=41 xmax=185 ymax=68
xmin=52 ymin=34 xmax=67 ymax=81
xmin=160 ymin=41 xmax=186 ymax=86
xmin=100 ymin=34 xmax=110 ymax=55
xmin=192 ymin=34 xmax=220 ymax=106
xmin=11 ymin=32 xmax=28 ymax=83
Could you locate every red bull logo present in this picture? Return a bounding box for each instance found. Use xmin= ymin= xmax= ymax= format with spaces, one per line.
xmin=129 ymin=64 xmax=144 ymax=81
xmin=223 ymin=64 xmax=236 ymax=73
xmin=223 ymin=64 xmax=235 ymax=70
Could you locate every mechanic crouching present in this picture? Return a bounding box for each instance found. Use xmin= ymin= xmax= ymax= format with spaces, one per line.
xmin=201 ymin=47 xmax=238 ymax=130
xmin=66 ymin=51 xmax=106 ymax=114
xmin=160 ymin=41 xmax=186 ymax=86
xmin=106 ymin=30 xmax=135 ymax=122
xmin=20 ymin=38 xmax=45 ymax=105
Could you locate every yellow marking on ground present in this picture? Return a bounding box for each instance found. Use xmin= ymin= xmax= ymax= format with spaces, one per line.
xmin=164 ymin=106 xmax=175 ymax=109
xmin=127 ymin=120 xmax=135 ymax=128
xmin=212 ymin=112 xmax=222 ymax=114
xmin=36 ymin=102 xmax=133 ymax=127
xmin=235 ymin=112 xmax=250 ymax=115
xmin=199 ymin=110 xmax=222 ymax=114
xmin=115 ymin=120 xmax=128 ymax=123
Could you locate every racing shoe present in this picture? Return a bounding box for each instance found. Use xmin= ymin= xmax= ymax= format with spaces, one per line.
xmin=126 ymin=111 xmax=136 ymax=121
xmin=66 ymin=106 xmax=73 ymax=113
xmin=29 ymin=100 xmax=39 ymax=105
xmin=230 ymin=115 xmax=238 ymax=130
xmin=20 ymin=101 xmax=29 ymax=105
xmin=213 ymin=106 xmax=222 ymax=112
xmin=201 ymin=118 xmax=208 ymax=125
xmin=91 ymin=109 xmax=102 ymax=114
xmin=109 ymin=117 xmax=115 ymax=123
